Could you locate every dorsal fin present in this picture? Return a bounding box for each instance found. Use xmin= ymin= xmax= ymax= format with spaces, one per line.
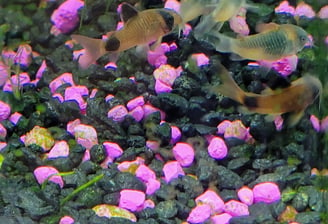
xmin=120 ymin=3 xmax=139 ymax=23
xmin=256 ymin=22 xmax=280 ymax=33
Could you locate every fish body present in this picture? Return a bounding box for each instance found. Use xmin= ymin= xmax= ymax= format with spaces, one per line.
xmin=71 ymin=3 xmax=182 ymax=68
xmin=209 ymin=23 xmax=309 ymax=61
xmin=211 ymin=61 xmax=322 ymax=126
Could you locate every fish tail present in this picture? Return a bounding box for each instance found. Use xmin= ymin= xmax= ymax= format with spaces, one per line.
xmin=210 ymin=61 xmax=245 ymax=104
xmin=71 ymin=34 xmax=106 ymax=69
xmin=206 ymin=31 xmax=233 ymax=53
xmin=194 ymin=15 xmax=222 ymax=37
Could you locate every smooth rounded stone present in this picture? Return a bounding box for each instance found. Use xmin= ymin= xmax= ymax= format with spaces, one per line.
xmin=269 ymin=201 xmax=286 ymax=219
xmin=103 ymin=192 xmax=120 ymax=205
xmin=227 ymin=157 xmax=250 ymax=170
xmin=229 ymin=216 xmax=256 ymax=224
xmin=115 ymin=147 xmax=146 ymax=162
xmin=156 ymin=93 xmax=189 ymax=117
xmin=173 ymin=75 xmax=201 ymax=99
xmin=62 ymin=170 xmax=87 ymax=188
xmin=224 ymin=137 xmax=247 ymax=148
xmin=156 ymin=218 xmax=176 ymax=224
xmin=216 ymin=165 xmax=243 ymax=190
xmin=136 ymin=208 xmax=158 ymax=220
xmin=127 ymin=135 xmax=146 ymax=148
xmin=14 ymin=189 xmax=56 ymax=219
xmin=76 ymin=186 xmax=104 ymax=208
xmin=187 ymin=103 xmax=207 ymax=122
xmin=90 ymin=144 xmax=106 ymax=164
xmin=177 ymin=175 xmax=204 ymax=198
xmin=292 ymin=192 xmax=309 ymax=212
xmin=137 ymin=218 xmax=159 ymax=224
xmin=78 ymin=161 xmax=101 ymax=175
xmin=285 ymin=172 xmax=311 ymax=188
xmin=195 ymin=158 xmax=218 ymax=182
xmin=252 ymin=159 xmax=273 ymax=170
xmin=282 ymin=143 xmax=305 ymax=160
xmin=155 ymin=122 xmax=171 ymax=145
xmin=155 ymin=200 xmax=178 ymax=219
xmin=299 ymin=186 xmax=323 ymax=212
xmin=193 ymin=124 xmax=217 ymax=135
xmin=180 ymin=123 xmax=197 ymax=137
xmin=249 ymin=202 xmax=274 ymax=223
xmin=252 ymin=143 xmax=268 ymax=158
xmin=0 ymin=215 xmax=36 ymax=224
xmin=251 ymin=173 xmax=284 ymax=188
xmin=200 ymin=111 xmax=226 ymax=126
xmin=241 ymin=169 xmax=258 ymax=185
xmin=228 ymin=144 xmax=253 ymax=159
xmin=249 ymin=115 xmax=275 ymax=142
xmin=155 ymin=183 xmax=177 ymax=201
xmin=295 ymin=211 xmax=321 ymax=224
xmin=127 ymin=123 xmax=144 ymax=136
xmin=175 ymin=200 xmax=191 ymax=219
xmin=219 ymin=189 xmax=238 ymax=202
xmin=274 ymin=165 xmax=297 ymax=178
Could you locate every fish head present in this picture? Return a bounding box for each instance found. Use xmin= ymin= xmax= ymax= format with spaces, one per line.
xmin=294 ymin=26 xmax=310 ymax=52
xmin=158 ymin=8 xmax=183 ymax=33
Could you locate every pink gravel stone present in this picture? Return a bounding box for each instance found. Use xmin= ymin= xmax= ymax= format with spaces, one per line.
xmin=0 ymin=142 xmax=7 ymax=151
xmin=191 ymin=53 xmax=209 ymax=67
xmin=153 ymin=64 xmax=181 ymax=86
xmin=14 ymin=44 xmax=32 ymax=67
xmin=136 ymin=164 xmax=156 ymax=182
xmin=170 ymin=125 xmax=181 ymax=144
xmin=172 ymin=142 xmax=194 ymax=167
xmin=49 ymin=73 xmax=75 ymax=93
xmin=259 ymin=55 xmax=298 ymax=77
xmin=119 ymin=189 xmax=146 ymax=212
xmin=66 ymin=118 xmax=81 ymax=135
xmin=155 ymin=79 xmax=172 ymax=94
xmin=217 ymin=120 xmax=232 ymax=135
xmin=195 ymin=190 xmax=224 ymax=214
xmin=117 ymin=157 xmax=145 ymax=172
xmin=53 ymin=93 xmax=64 ymax=103
xmin=143 ymin=199 xmax=155 ymax=209
xmin=127 ymin=96 xmax=145 ymax=111
xmin=50 ymin=0 xmax=84 ymax=34
xmin=275 ymin=1 xmax=295 ymax=15
xmin=318 ymin=5 xmax=328 ymax=19
xmin=237 ymin=186 xmax=254 ymax=206
xmin=105 ymin=94 xmax=115 ymax=102
xmin=253 ymin=182 xmax=281 ymax=203
xmin=147 ymin=43 xmax=170 ymax=68
xmin=90 ymin=88 xmax=98 ymax=98
xmin=164 ymin=0 xmax=180 ymax=13
xmin=321 ymin=116 xmax=328 ymax=132
xmin=0 ymin=101 xmax=11 ymax=121
xmin=211 ymin=213 xmax=232 ymax=224
xmin=146 ymin=140 xmax=160 ymax=151
xmin=48 ymin=140 xmax=70 ymax=159
xmin=145 ymin=178 xmax=161 ymax=195
xmin=0 ymin=61 xmax=9 ymax=87
xmin=36 ymin=60 xmax=47 ymax=79
xmin=3 ymin=73 xmax=31 ymax=92
xmin=207 ymin=136 xmax=228 ymax=159
xmin=163 ymin=161 xmax=185 ymax=183
xmin=74 ymin=124 xmax=98 ymax=150
xmin=59 ymin=216 xmax=74 ymax=224
xmin=187 ymin=204 xmax=211 ymax=224
xmin=9 ymin=112 xmax=22 ymax=125
xmin=129 ymin=105 xmax=144 ymax=122
xmin=107 ymin=105 xmax=128 ymax=122
xmin=274 ymin=115 xmax=284 ymax=131
xmin=224 ymin=120 xmax=248 ymax=140
xmin=143 ymin=103 xmax=166 ymax=120
xmin=103 ymin=142 xmax=123 ymax=159
xmin=295 ymin=2 xmax=315 ymax=18
xmin=224 ymin=200 xmax=249 ymax=216
xmin=229 ymin=15 xmax=250 ymax=36
xmin=0 ymin=123 xmax=7 ymax=138
xmin=33 ymin=166 xmax=64 ymax=188
xmin=64 ymin=87 xmax=87 ymax=111
xmin=310 ymin=115 xmax=320 ymax=132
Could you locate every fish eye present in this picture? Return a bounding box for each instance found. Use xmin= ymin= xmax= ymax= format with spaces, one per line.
xmin=299 ymin=35 xmax=308 ymax=44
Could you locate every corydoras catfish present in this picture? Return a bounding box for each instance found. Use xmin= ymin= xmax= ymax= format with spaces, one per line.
xmin=71 ymin=3 xmax=182 ymax=68
xmin=210 ymin=61 xmax=322 ymax=126
xmin=207 ymin=23 xmax=310 ymax=61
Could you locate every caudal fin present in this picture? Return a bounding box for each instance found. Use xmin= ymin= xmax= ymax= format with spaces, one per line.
xmin=210 ymin=60 xmax=245 ymax=104
xmin=71 ymin=34 xmax=106 ymax=69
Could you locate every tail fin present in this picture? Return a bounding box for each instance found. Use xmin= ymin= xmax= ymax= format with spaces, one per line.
xmin=210 ymin=60 xmax=245 ymax=104
xmin=71 ymin=34 xmax=106 ymax=69
xmin=194 ymin=14 xmax=223 ymax=38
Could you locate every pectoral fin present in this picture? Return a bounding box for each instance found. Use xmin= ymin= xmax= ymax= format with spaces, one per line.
xmin=149 ymin=37 xmax=162 ymax=51
xmin=120 ymin=3 xmax=139 ymax=23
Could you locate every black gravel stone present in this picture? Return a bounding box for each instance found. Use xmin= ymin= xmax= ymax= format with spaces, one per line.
xmin=216 ymin=165 xmax=243 ymax=190
xmin=295 ymin=211 xmax=321 ymax=224
xmin=229 ymin=216 xmax=256 ymax=224
xmin=90 ymin=144 xmax=106 ymax=164
xmin=155 ymin=93 xmax=189 ymax=118
xmin=252 ymin=159 xmax=273 ymax=170
xmin=155 ymin=200 xmax=178 ymax=219
xmin=249 ymin=202 xmax=274 ymax=223
xmin=249 ymin=115 xmax=275 ymax=142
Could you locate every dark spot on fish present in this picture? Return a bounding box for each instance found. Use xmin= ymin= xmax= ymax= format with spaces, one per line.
xmin=105 ymin=37 xmax=120 ymax=51
xmin=120 ymin=3 xmax=139 ymax=23
xmin=158 ymin=10 xmax=174 ymax=32
xmin=243 ymin=96 xmax=258 ymax=108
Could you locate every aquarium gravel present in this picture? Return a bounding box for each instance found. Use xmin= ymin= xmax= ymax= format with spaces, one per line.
xmin=0 ymin=0 xmax=328 ymax=224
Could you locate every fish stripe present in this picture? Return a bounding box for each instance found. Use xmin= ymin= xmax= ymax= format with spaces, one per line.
xmin=243 ymin=96 xmax=258 ymax=108
xmin=158 ymin=10 xmax=174 ymax=31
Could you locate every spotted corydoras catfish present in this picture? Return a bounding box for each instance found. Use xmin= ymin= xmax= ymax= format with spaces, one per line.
xmin=207 ymin=23 xmax=310 ymax=61
xmin=71 ymin=3 xmax=182 ymax=69
xmin=210 ymin=61 xmax=322 ymax=127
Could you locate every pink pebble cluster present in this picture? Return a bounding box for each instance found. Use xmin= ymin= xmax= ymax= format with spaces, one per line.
xmin=258 ymin=55 xmax=298 ymax=77
xmin=153 ymin=64 xmax=182 ymax=94
xmin=50 ymin=0 xmax=84 ymax=35
xmin=187 ymin=182 xmax=281 ymax=223
xmin=147 ymin=43 xmax=178 ymax=68
xmin=217 ymin=120 xmax=253 ymax=142
xmin=229 ymin=8 xmax=250 ymax=36
xmin=33 ymin=166 xmax=64 ymax=188
xmin=310 ymin=114 xmax=328 ymax=132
